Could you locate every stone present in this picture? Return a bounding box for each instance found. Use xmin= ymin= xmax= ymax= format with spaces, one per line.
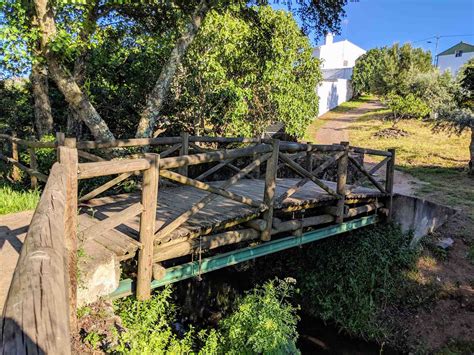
xmin=436 ymin=237 xmax=454 ymax=250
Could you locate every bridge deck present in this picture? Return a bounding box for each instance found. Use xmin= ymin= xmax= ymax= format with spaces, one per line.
xmin=79 ymin=177 xmax=386 ymax=262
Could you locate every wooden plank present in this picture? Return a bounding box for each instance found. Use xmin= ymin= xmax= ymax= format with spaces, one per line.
xmin=78 ymin=159 xmax=150 ymax=179
xmin=336 ymin=142 xmax=349 ymax=223
xmin=195 ymin=157 xmax=237 ymax=181
xmin=1 ymin=163 xmax=71 ymax=354
xmin=159 ymin=169 xmax=265 ymax=209
xmin=179 ymin=132 xmax=189 ymax=177
xmin=0 ymin=133 xmax=56 ymax=148
xmin=0 ymin=152 xmax=48 ymax=182
xmin=137 ymin=153 xmax=160 ymax=300
xmin=79 ymin=172 xmax=133 ymax=202
xmin=350 ymin=146 xmax=392 ymax=157
xmin=81 ymin=202 xmax=143 ymax=241
xmin=58 ymin=139 xmax=79 ymax=331
xmin=160 ymin=144 xmax=272 ymax=169
xmin=385 ymin=149 xmax=396 ymax=221
xmin=77 ymin=149 xmax=106 ymax=162
xmin=190 ymin=142 xmax=255 ymax=180
xmin=346 ymin=156 xmax=390 ymax=194
xmin=278 ymin=152 xmax=339 ymax=197
xmin=261 ymin=139 xmax=279 ymax=241
xmin=154 ymin=153 xmax=271 ymax=243
xmin=348 ymin=155 xmax=386 ymax=193
xmin=11 ymin=131 xmax=21 ymax=181
xmin=189 ymin=136 xmax=260 ymax=143
xmin=275 ymin=151 xmax=344 ymax=205
xmin=76 ymin=136 xmax=181 ymax=150
xmin=160 ymin=143 xmax=182 ymax=158
xmin=29 ymin=147 xmax=38 ymax=189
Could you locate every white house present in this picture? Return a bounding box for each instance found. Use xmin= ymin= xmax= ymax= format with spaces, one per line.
xmin=436 ymin=41 xmax=474 ymax=76
xmin=313 ymin=34 xmax=366 ymax=116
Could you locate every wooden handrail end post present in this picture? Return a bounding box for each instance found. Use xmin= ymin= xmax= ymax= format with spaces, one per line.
xmin=385 ymin=148 xmax=396 ymax=221
xmin=336 ymin=141 xmax=349 ymax=223
xmin=137 ymin=153 xmax=160 ymax=300
xmin=261 ymin=139 xmax=279 ymax=241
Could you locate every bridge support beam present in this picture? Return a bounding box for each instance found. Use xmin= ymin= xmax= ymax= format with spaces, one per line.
xmin=110 ymin=215 xmax=378 ymax=299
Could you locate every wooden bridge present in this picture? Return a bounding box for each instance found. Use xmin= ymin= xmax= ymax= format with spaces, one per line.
xmin=0 ymin=133 xmax=395 ymax=353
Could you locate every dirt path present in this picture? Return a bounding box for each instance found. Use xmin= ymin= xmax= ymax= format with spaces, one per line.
xmin=0 ymin=210 xmax=33 ymax=313
xmin=313 ymin=99 xmax=423 ymax=196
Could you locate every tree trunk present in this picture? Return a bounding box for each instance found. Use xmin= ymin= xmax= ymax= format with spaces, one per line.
xmin=135 ymin=0 xmax=210 ymax=138
xmin=33 ymin=0 xmax=115 ymax=142
xmin=31 ymin=61 xmax=54 ymax=138
xmin=469 ymin=127 xmax=474 ymax=175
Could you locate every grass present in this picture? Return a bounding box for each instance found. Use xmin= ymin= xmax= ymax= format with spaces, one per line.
xmin=0 ymin=183 xmax=40 ymax=215
xmin=346 ymin=108 xmax=473 ymax=219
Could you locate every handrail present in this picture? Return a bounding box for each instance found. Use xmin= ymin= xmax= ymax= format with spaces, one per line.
xmin=1 ymin=163 xmax=72 ymax=354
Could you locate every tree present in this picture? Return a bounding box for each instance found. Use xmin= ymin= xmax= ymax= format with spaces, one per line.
xmin=164 ymin=6 xmax=321 ymax=138
xmin=2 ymin=0 xmax=347 ymax=140
xmin=434 ymin=59 xmax=474 ymax=175
xmin=0 ymin=2 xmax=53 ymax=138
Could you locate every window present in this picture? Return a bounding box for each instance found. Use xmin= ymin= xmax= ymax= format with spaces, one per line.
xmin=455 ymin=50 xmax=463 ymax=57
xmin=343 ymin=60 xmax=348 ymax=66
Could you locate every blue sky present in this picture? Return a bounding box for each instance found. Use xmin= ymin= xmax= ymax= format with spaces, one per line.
xmin=292 ymin=0 xmax=474 ymax=56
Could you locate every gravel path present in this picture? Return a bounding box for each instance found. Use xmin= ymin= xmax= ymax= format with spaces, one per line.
xmin=313 ymin=99 xmax=422 ymax=196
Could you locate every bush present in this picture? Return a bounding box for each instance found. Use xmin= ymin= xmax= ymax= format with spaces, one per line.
xmin=112 ymin=279 xmax=300 ymax=354
xmin=295 ymin=224 xmax=417 ymax=341
xmin=220 ymin=278 xmax=300 ymax=354
xmin=383 ymin=92 xmax=430 ymax=124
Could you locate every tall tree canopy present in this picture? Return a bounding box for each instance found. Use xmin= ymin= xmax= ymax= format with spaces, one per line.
xmin=1 ymin=0 xmax=347 ymax=140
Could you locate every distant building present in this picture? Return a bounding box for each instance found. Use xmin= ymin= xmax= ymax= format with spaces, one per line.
xmin=313 ymin=34 xmax=366 ymax=116
xmin=436 ymin=41 xmax=474 ymax=76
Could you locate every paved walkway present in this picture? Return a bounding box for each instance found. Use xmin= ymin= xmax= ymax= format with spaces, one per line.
xmin=313 ymin=99 xmax=422 ymax=196
xmin=0 ymin=210 xmax=33 ymax=313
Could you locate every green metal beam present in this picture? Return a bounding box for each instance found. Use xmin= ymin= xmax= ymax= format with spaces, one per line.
xmin=110 ymin=215 xmax=378 ymax=299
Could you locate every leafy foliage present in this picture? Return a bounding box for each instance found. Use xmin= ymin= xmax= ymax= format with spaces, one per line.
xmin=220 ymin=278 xmax=300 ymax=354
xmin=294 ymin=224 xmax=417 ymax=340
xmin=383 ymin=92 xmax=430 ymax=123
xmin=352 ymin=43 xmax=432 ymax=98
xmin=113 ymin=279 xmax=300 ymax=354
xmin=166 ymin=6 xmax=321 ymax=138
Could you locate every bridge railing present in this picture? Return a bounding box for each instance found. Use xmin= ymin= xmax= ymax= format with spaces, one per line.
xmin=1 ymin=133 xmax=395 ymax=353
xmin=1 ymin=160 xmax=73 ymax=354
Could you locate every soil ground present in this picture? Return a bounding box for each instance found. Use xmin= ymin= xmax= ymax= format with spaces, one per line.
xmin=310 ymin=99 xmax=474 ymax=353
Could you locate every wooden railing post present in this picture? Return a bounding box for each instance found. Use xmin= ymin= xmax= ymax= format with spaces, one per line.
xmin=11 ymin=131 xmax=20 ymax=181
xmin=306 ymin=141 xmax=313 ymax=172
xmin=179 ymin=131 xmax=189 ymax=177
xmin=385 ymin=148 xmax=396 ymax=221
xmin=336 ymin=142 xmax=349 ymax=223
xmin=29 ymin=147 xmax=38 ymax=189
xmin=137 ymin=153 xmax=160 ymax=300
xmin=57 ymin=137 xmax=78 ymax=331
xmin=261 ymin=139 xmax=279 ymax=241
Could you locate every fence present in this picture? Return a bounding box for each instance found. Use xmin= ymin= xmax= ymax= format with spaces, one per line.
xmin=0 ymin=132 xmax=395 ymax=353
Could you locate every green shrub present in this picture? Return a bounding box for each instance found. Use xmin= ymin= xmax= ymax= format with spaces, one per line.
xmin=220 ymin=278 xmax=300 ymax=354
xmin=295 ymin=224 xmax=417 ymax=340
xmin=383 ymin=92 xmax=430 ymax=124
xmin=112 ymin=279 xmax=301 ymax=354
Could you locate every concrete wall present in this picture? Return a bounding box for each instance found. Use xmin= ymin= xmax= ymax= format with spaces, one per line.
xmin=391 ymin=194 xmax=456 ymax=246
xmin=437 ymin=52 xmax=474 ymax=75
xmin=317 ymin=78 xmax=353 ymax=116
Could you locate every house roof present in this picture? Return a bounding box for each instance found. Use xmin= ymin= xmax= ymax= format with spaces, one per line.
xmin=437 ymin=41 xmax=474 ymax=56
